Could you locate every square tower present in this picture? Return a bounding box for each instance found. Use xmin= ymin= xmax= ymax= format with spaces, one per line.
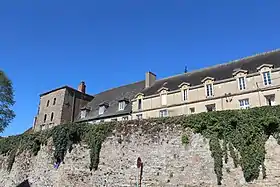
xmin=33 ymin=82 xmax=94 ymax=131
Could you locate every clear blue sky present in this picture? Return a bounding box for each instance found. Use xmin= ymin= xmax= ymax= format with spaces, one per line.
xmin=1 ymin=1 xmax=280 ymax=136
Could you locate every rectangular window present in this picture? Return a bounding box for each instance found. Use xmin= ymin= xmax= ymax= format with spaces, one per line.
xmin=161 ymin=94 xmax=167 ymax=105
xmin=190 ymin=107 xmax=195 ymax=114
xmin=206 ymin=104 xmax=216 ymax=112
xmin=265 ymin=95 xmax=276 ymax=106
xmin=206 ymin=84 xmax=213 ymax=97
xmin=159 ymin=109 xmax=168 ymax=117
xmin=119 ymin=101 xmax=126 ymax=111
xmin=263 ymin=71 xmax=272 ymax=85
xmin=136 ymin=114 xmax=142 ymax=120
xmin=138 ymin=99 xmax=142 ymax=110
xmin=182 ymin=89 xmax=188 ymax=101
xmin=238 ymin=77 xmax=246 ymax=90
xmin=239 ymin=99 xmax=250 ymax=109
xmin=111 ymin=118 xmax=117 ymax=121
xmin=99 ymin=106 xmax=105 ymax=115
xmin=122 ymin=116 xmax=128 ymax=121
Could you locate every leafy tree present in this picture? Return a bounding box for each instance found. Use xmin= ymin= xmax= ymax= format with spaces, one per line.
xmin=0 ymin=70 xmax=15 ymax=133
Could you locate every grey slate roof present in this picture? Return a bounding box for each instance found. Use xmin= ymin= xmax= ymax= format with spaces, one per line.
xmin=75 ymin=80 xmax=145 ymax=122
xmin=142 ymin=49 xmax=280 ymax=96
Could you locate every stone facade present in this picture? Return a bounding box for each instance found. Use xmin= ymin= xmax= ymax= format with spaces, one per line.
xmin=132 ymin=64 xmax=280 ymax=119
xmin=33 ymin=85 xmax=93 ymax=132
xmin=1 ymin=123 xmax=280 ymax=187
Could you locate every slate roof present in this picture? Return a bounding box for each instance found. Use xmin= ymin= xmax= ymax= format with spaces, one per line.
xmin=142 ymin=49 xmax=280 ymax=96
xmin=40 ymin=86 xmax=94 ymax=100
xmin=75 ymin=80 xmax=145 ymax=122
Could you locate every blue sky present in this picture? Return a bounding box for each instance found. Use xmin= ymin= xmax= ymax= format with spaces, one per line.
xmin=1 ymin=1 xmax=280 ymax=136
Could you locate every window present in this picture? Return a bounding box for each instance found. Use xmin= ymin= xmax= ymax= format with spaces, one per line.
xmin=50 ymin=112 xmax=54 ymax=121
xmin=100 ymin=119 xmax=104 ymax=123
xmin=119 ymin=101 xmax=126 ymax=111
xmin=239 ymin=99 xmax=250 ymax=109
xmin=46 ymin=100 xmax=50 ymax=107
xmin=99 ymin=106 xmax=105 ymax=115
xmin=136 ymin=114 xmax=142 ymax=120
xmin=159 ymin=109 xmax=168 ymax=117
xmin=53 ymin=98 xmax=56 ymax=105
xmin=138 ymin=99 xmax=142 ymax=110
xmin=44 ymin=114 xmax=47 ymax=123
xmin=122 ymin=116 xmax=128 ymax=121
xmin=161 ymin=91 xmax=167 ymax=105
xmin=111 ymin=118 xmax=117 ymax=121
xmin=206 ymin=84 xmax=214 ymax=97
xmin=238 ymin=77 xmax=246 ymax=90
xmin=206 ymin=104 xmax=216 ymax=112
xmin=182 ymin=89 xmax=188 ymax=101
xmin=190 ymin=107 xmax=195 ymax=114
xmin=265 ymin=95 xmax=275 ymax=106
xmin=263 ymin=71 xmax=272 ymax=85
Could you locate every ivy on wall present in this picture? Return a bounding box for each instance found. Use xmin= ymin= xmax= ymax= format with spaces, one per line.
xmin=0 ymin=106 xmax=280 ymax=185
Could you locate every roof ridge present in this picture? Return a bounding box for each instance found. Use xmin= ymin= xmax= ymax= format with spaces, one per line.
xmin=155 ymin=49 xmax=280 ymax=82
xmin=93 ymin=80 xmax=145 ymax=96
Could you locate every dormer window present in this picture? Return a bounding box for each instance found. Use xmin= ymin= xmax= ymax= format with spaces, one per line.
xmin=238 ymin=77 xmax=246 ymax=90
xmin=202 ymin=77 xmax=214 ymax=97
xmin=257 ymin=64 xmax=273 ymax=86
xmin=81 ymin=107 xmax=90 ymax=119
xmin=138 ymin=99 xmax=142 ymax=110
xmin=178 ymin=82 xmax=190 ymax=101
xmin=263 ymin=71 xmax=272 ymax=85
xmin=233 ymin=69 xmax=248 ymax=91
xmin=135 ymin=93 xmax=144 ymax=110
xmin=118 ymin=98 xmax=128 ymax=111
xmin=99 ymin=102 xmax=108 ymax=115
xmin=158 ymin=87 xmax=168 ymax=106
xmin=206 ymin=83 xmax=214 ymax=97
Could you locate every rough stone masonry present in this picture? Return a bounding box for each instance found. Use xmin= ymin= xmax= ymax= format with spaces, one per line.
xmin=1 ymin=123 xmax=280 ymax=187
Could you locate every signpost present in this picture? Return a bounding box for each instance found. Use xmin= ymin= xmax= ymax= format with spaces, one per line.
xmin=136 ymin=157 xmax=143 ymax=187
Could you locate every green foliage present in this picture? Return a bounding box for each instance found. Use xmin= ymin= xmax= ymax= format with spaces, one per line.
xmin=181 ymin=134 xmax=189 ymax=145
xmin=0 ymin=70 xmax=15 ymax=133
xmin=183 ymin=106 xmax=280 ymax=185
xmin=1 ymin=105 xmax=280 ymax=185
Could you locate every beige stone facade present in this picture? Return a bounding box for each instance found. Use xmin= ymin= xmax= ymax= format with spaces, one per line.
xmin=132 ymin=63 xmax=280 ymax=119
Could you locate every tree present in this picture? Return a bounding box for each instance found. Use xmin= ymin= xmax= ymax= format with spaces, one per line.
xmin=0 ymin=70 xmax=15 ymax=133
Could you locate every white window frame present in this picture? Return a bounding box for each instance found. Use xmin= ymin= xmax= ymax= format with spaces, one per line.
xmin=118 ymin=101 xmax=126 ymax=111
xmin=99 ymin=106 xmax=105 ymax=115
xmin=263 ymin=71 xmax=272 ymax=86
xmin=159 ymin=109 xmax=168 ymax=117
xmin=205 ymin=83 xmax=214 ymax=97
xmin=238 ymin=76 xmax=246 ymax=90
xmin=239 ymin=99 xmax=250 ymax=109
xmin=182 ymin=89 xmax=188 ymax=101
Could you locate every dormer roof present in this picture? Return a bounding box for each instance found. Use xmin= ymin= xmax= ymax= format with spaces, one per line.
xmin=141 ymin=49 xmax=280 ymax=96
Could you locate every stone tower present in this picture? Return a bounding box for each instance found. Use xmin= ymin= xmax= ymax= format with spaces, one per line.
xmin=33 ymin=82 xmax=94 ymax=131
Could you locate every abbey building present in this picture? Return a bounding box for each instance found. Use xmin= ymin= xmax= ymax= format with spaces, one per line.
xmin=33 ymin=49 xmax=280 ymax=131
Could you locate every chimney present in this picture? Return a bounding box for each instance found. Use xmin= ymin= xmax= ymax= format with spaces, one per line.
xmin=78 ymin=81 xmax=86 ymax=93
xmin=145 ymin=72 xmax=156 ymax=88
